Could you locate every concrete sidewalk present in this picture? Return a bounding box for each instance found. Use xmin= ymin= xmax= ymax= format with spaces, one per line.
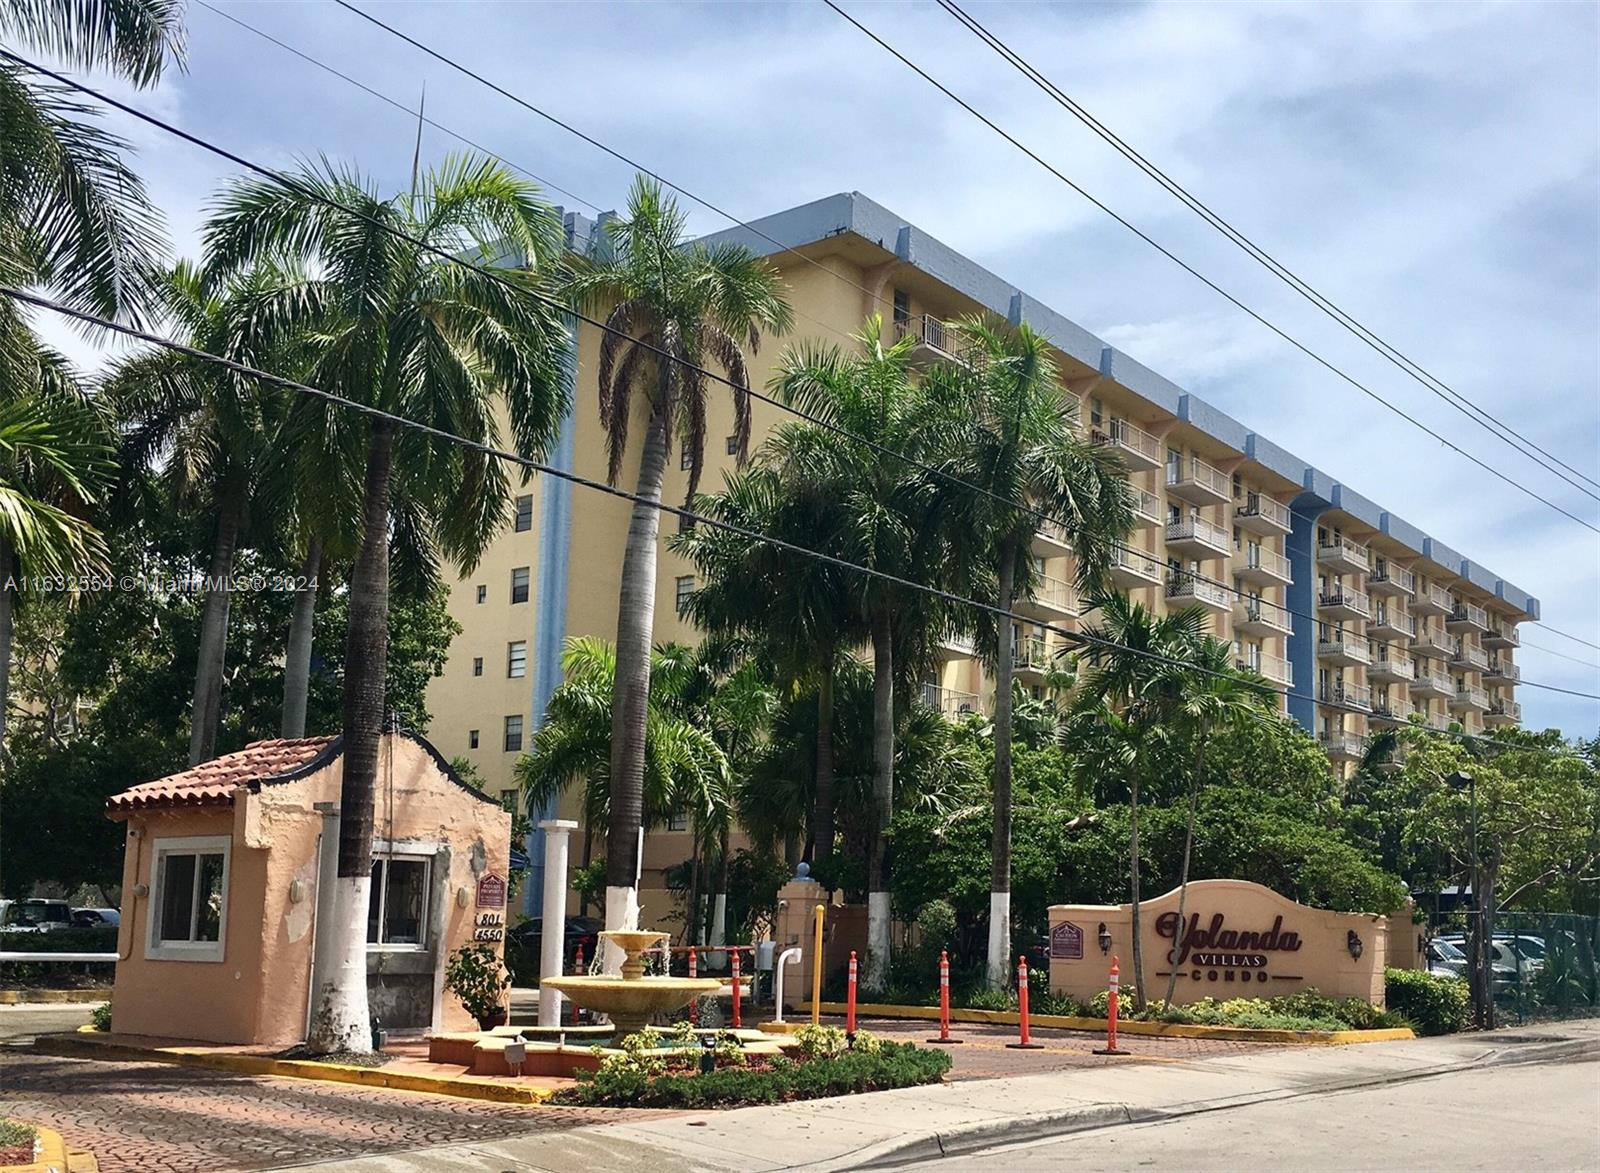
xmin=300 ymin=1020 xmax=1598 ymax=1172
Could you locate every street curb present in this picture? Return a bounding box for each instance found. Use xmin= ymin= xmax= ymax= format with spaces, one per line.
xmin=32 ymin=1031 xmax=556 ymax=1105
xmin=805 ymin=1001 xmax=1414 ymax=1045
xmin=0 ymin=989 xmax=110 ymax=1005
xmin=7 ymin=1122 xmax=99 ymax=1172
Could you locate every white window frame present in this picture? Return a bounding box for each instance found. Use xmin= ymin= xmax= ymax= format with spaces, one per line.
xmin=367 ymin=852 xmax=434 ymax=953
xmin=507 ymin=640 xmax=527 ymax=679
xmin=145 ymin=835 xmax=231 ymax=963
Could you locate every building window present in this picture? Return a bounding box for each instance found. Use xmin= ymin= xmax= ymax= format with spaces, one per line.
xmin=892 ymin=288 xmax=910 ymax=326
xmin=504 ymin=714 xmax=524 ymax=752
xmin=725 ymin=434 xmax=738 ymax=456
xmin=681 ymin=447 xmax=693 ymax=471
xmin=507 ymin=640 xmax=527 ymax=678
xmin=510 ymin=566 xmax=530 ymax=604
xmin=678 ymin=512 xmax=695 ymax=535
xmin=1090 ymin=398 xmax=1103 ymax=428
xmin=472 ymin=656 xmax=484 ymax=677
xmin=469 ymin=729 xmax=480 ymax=749
xmin=475 ymin=584 xmax=487 ymax=604
xmin=146 ymin=836 xmax=230 ymax=962
xmin=367 ymin=856 xmax=430 ymax=949
xmin=514 ymin=494 xmax=533 ymax=533
xmin=667 ymin=811 xmax=689 ymax=832
xmin=675 ymin=574 xmax=695 ymax=615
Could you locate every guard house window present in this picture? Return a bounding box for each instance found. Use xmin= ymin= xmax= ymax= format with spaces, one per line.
xmin=675 ymin=575 xmax=695 ymax=616
xmin=472 ymin=657 xmax=483 ymax=677
xmin=510 ymin=566 xmax=530 ymax=604
xmin=514 ymin=494 xmax=533 ymax=533
xmin=147 ymin=836 xmax=229 ymax=961
xmin=367 ymin=856 xmax=429 ymax=949
xmin=892 ymin=288 xmax=910 ymax=328
xmin=475 ymin=585 xmax=487 ymax=604
xmin=504 ymin=714 xmax=523 ymax=752
xmin=468 ymin=729 xmax=480 ymax=749
xmin=507 ymin=640 xmax=527 ymax=679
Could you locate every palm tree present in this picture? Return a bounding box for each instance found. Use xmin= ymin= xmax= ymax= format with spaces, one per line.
xmin=562 ymin=176 xmax=790 ymax=949
xmin=945 ymin=318 xmax=1133 ymax=989
xmin=671 ymin=463 xmax=862 ymax=863
xmin=1071 ymin=593 xmax=1206 ymax=1011
xmin=1159 ymin=636 xmax=1273 ymax=1007
xmin=205 ymin=154 xmax=571 ymax=1052
xmin=769 ymin=317 xmax=966 ymax=989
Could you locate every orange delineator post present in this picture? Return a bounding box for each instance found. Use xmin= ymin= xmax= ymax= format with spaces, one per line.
xmin=688 ymin=947 xmax=699 ymax=1025
xmin=1094 ymin=955 xmax=1130 ymax=1056
xmin=731 ymin=948 xmax=742 ymax=1029
xmin=1006 ymin=955 xmax=1044 ymax=1050
xmin=845 ymin=950 xmax=858 ymax=1035
xmin=926 ymin=949 xmax=961 ymax=1044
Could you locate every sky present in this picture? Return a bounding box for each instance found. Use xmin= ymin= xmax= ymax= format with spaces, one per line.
xmin=22 ymin=0 xmax=1600 ymax=736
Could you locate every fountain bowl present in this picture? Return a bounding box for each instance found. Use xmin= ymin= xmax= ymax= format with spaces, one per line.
xmin=542 ymin=929 xmax=721 ymax=1037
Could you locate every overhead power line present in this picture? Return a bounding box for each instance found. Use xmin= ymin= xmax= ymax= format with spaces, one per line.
xmin=1519 ymin=641 xmax=1600 ymax=671
xmin=11 ymin=284 xmax=1597 ymax=735
xmin=1533 ymin=623 xmax=1600 ymax=653
xmin=936 ymin=0 xmax=1600 ymax=500
xmin=822 ymin=0 xmax=1600 ymax=536
xmin=13 ymin=45 xmax=1566 ymax=659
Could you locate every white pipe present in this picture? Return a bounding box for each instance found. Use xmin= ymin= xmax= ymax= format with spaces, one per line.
xmin=771 ymin=947 xmax=802 ymax=1023
xmin=0 ymin=953 xmax=118 ymax=962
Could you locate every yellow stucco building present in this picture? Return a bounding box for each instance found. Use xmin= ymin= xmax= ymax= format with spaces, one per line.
xmin=423 ymin=192 xmax=1535 ymax=925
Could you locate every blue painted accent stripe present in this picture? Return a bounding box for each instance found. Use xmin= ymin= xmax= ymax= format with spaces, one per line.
xmin=1286 ymin=493 xmax=1329 ymax=732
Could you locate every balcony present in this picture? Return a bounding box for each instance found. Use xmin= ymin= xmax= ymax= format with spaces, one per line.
xmin=1484 ymin=621 xmax=1520 ymax=650
xmin=1012 ymin=634 xmax=1055 ymax=682
xmin=1320 ymin=681 xmax=1372 ymax=712
xmin=1166 ymin=572 xmax=1231 ymax=612
xmin=1411 ymin=582 xmax=1452 ymax=617
xmin=1410 ymin=671 xmax=1454 ymax=700
xmin=1368 ymin=649 xmax=1415 ymax=683
xmin=1484 ymin=698 xmax=1522 ymax=726
xmin=1234 ymin=493 xmax=1292 ymax=535
xmin=1451 ymin=642 xmax=1489 ymax=673
xmin=1109 ymin=546 xmax=1164 ymax=590
xmin=1090 ymin=418 xmax=1162 ymax=472
xmin=1369 ymin=697 xmax=1405 ymax=727
xmin=1317 ymin=636 xmax=1370 ymax=667
xmin=921 ymin=683 xmax=980 ymax=721
xmin=1016 ymin=574 xmax=1077 ymax=620
xmin=1411 ymin=624 xmax=1453 ymax=658
xmin=1318 ymin=731 xmax=1367 ymax=761
xmin=936 ymin=629 xmax=977 ymax=660
xmin=894 ymin=314 xmax=965 ymax=368
xmin=1234 ymin=644 xmax=1293 ymax=687
xmin=1131 ymin=488 xmax=1163 ymax=529
xmin=1233 ymin=596 xmax=1293 ymax=637
xmin=1318 ymin=585 xmax=1370 ymax=621
xmin=1367 ymin=563 xmax=1416 ymax=598
xmin=1316 ymin=535 xmax=1371 ymax=576
xmin=1451 ymin=684 xmax=1489 ymax=713
xmin=1484 ymin=659 xmax=1520 ymax=684
xmin=1166 ymin=455 xmax=1231 ymax=506
xmin=1368 ymin=607 xmax=1415 ymax=643
xmin=1032 ymin=517 xmax=1073 ymax=559
xmin=1165 ymin=515 xmax=1230 ymax=559
xmin=1236 ymin=543 xmax=1292 ymax=587
xmin=1447 ymin=601 xmax=1490 ymax=633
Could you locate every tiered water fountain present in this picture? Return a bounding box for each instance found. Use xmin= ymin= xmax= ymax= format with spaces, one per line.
xmin=543 ymin=929 xmax=721 ymax=1037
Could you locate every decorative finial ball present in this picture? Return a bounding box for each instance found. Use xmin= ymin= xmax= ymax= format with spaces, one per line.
xmin=795 ymin=861 xmax=811 ymax=880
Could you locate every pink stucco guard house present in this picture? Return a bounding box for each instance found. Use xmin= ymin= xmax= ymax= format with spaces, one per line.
xmin=105 ymin=731 xmax=512 ymax=1046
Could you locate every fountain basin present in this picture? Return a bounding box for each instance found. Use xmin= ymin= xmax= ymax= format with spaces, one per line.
xmin=542 ymin=975 xmax=722 ymax=1037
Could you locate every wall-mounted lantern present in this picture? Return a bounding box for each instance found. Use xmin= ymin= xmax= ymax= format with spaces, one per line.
xmin=1347 ymin=930 xmax=1363 ymax=960
xmin=1097 ymin=922 xmax=1112 ymax=954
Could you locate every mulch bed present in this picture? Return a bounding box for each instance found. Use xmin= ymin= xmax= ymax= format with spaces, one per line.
xmin=0 ymin=1144 xmax=34 ymax=1167
xmin=274 ymin=1046 xmax=392 ymax=1069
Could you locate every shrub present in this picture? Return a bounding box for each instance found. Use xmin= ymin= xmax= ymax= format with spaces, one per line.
xmin=442 ymin=944 xmax=512 ymax=1022
xmin=91 ymin=999 xmax=112 ymax=1031
xmin=555 ymin=1041 xmax=952 ymax=1108
xmin=0 ymin=927 xmax=117 ymax=988
xmin=794 ymin=1023 xmax=848 ymax=1060
xmin=1385 ymin=968 xmax=1469 ymax=1036
xmin=911 ymin=900 xmax=957 ymax=975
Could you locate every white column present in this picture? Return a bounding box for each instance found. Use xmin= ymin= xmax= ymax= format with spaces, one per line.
xmin=537 ymin=819 xmax=579 ymax=1027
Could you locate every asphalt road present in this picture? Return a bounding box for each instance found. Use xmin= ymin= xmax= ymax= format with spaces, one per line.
xmin=944 ymin=1054 xmax=1600 ymax=1171
xmin=0 ymin=1003 xmax=96 ymax=1045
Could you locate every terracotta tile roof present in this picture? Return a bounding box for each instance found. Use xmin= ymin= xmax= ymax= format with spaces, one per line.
xmin=107 ymin=737 xmax=338 ymax=813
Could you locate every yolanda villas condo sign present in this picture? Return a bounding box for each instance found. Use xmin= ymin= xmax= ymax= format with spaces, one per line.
xmin=1046 ymin=879 xmax=1401 ymax=1006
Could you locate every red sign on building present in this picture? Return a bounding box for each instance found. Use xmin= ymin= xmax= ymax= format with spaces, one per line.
xmin=1051 ymin=920 xmax=1084 ymax=960
xmin=476 ymin=873 xmax=507 ymax=909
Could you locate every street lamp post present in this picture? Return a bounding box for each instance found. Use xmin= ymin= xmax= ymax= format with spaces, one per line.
xmin=1447 ymin=770 xmax=1490 ymax=1029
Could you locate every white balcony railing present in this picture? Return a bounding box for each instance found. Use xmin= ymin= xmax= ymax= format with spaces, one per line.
xmin=1318 ymin=730 xmax=1367 ymax=758
xmin=1166 ymin=573 xmax=1230 ymax=608
xmin=1235 ymin=493 xmax=1291 ymax=531
xmin=1234 ymin=643 xmax=1292 ymax=686
xmin=1317 ymin=534 xmax=1371 ymax=572
xmin=1233 ymin=596 xmax=1294 ymax=634
xmin=1167 ymin=455 xmax=1230 ymax=500
xmin=1091 ymin=418 xmax=1162 ymax=468
xmin=1321 ymin=681 xmax=1372 ymax=711
xmin=1368 ymin=563 xmax=1416 ymax=595
xmin=1318 ymin=585 xmax=1371 ymax=618
xmin=1166 ymin=515 xmax=1230 ymax=553
xmin=921 ymin=683 xmax=980 ymax=720
xmin=1451 ymin=642 xmax=1489 ymax=672
xmin=1238 ymin=543 xmax=1292 ymax=581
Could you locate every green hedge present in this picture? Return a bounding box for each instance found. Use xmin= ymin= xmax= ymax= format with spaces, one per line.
xmin=0 ymin=927 xmax=117 ymax=987
xmin=552 ymin=1041 xmax=952 ymax=1108
xmin=1385 ymin=967 xmax=1470 ymax=1036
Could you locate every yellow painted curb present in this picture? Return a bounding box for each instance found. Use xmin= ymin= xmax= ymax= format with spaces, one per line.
xmin=34 ymin=1033 xmax=556 ymax=1105
xmin=0 ymin=989 xmax=110 ymax=1005
xmin=6 ymin=1121 xmax=99 ymax=1172
xmin=804 ymin=1002 xmax=1414 ymax=1046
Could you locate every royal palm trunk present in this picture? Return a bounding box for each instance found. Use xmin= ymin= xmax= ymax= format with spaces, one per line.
xmin=280 ymin=536 xmax=322 ymax=738
xmin=987 ymin=542 xmax=1017 ymax=988
xmin=188 ymin=491 xmax=245 ymax=765
xmin=307 ymin=420 xmax=394 ymax=1054
xmin=810 ymin=649 xmax=836 ymax=863
xmin=865 ymin=606 xmax=895 ymax=990
xmin=1162 ymin=730 xmax=1208 ymax=1008
xmin=1129 ymin=770 xmax=1147 ymax=1013
xmin=0 ymin=533 xmax=13 ymax=758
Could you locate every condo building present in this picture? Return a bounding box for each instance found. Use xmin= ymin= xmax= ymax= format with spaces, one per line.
xmin=425 ymin=192 xmax=1535 ymax=912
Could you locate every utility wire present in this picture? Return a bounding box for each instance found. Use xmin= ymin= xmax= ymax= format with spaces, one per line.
xmin=936 ymin=0 xmax=1600 ymax=499
xmin=1533 ymin=623 xmax=1600 ymax=653
xmin=1518 ymin=641 xmax=1600 ymax=671
xmin=6 ymin=49 xmax=1549 ymax=656
xmin=822 ymin=0 xmax=1600 ymax=535
xmin=11 ymin=286 xmax=1595 ymax=734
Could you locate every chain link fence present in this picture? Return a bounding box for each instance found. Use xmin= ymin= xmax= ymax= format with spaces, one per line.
xmin=1426 ymin=910 xmax=1599 ymax=1026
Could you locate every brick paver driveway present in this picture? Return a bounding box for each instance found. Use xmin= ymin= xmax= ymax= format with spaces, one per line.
xmin=1 ymin=1052 xmax=629 ymax=1173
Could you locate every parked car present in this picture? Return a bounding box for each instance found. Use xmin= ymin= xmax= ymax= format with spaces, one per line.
xmin=1438 ymin=934 xmax=1540 ymax=982
xmin=71 ymin=907 xmax=120 ymax=928
xmin=505 ymin=915 xmax=603 ymax=976
xmin=1 ymin=899 xmax=73 ymax=932
xmin=1427 ymin=937 xmax=1468 ymax=978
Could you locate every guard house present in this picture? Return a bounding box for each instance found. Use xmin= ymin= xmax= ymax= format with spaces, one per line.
xmin=105 ymin=731 xmax=512 ymax=1046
